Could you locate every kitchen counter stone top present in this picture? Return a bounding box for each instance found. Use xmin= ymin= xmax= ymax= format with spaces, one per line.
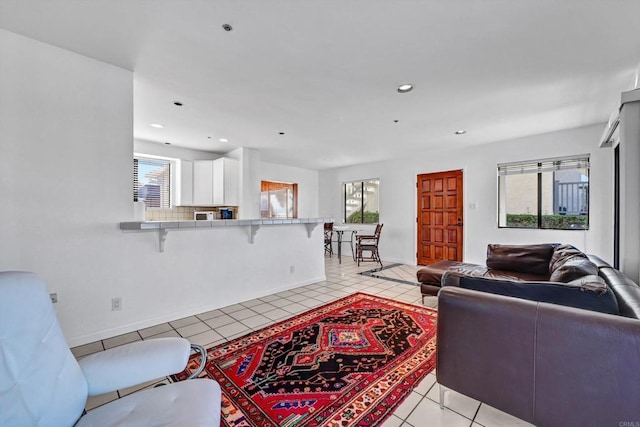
xmin=120 ymin=218 xmax=333 ymax=230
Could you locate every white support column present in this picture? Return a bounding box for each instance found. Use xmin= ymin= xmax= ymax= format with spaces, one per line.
xmin=619 ymin=89 xmax=640 ymax=283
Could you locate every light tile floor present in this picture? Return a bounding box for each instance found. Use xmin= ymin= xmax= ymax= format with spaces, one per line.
xmin=71 ymin=256 xmax=533 ymax=427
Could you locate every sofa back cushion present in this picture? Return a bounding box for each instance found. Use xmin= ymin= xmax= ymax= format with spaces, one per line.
xmin=456 ymin=275 xmax=619 ymax=315
xmin=549 ymin=245 xmax=598 ymax=282
xmin=486 ymin=244 xmax=555 ymax=276
xmin=549 ymin=244 xmax=585 ymax=271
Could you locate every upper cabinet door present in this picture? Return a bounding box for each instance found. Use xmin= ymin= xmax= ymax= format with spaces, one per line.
xmin=193 ymin=160 xmax=214 ymax=205
xmin=213 ymin=158 xmax=239 ymax=205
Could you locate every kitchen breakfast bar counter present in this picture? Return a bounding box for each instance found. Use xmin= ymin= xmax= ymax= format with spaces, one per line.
xmin=121 ymin=218 xmax=332 ymax=252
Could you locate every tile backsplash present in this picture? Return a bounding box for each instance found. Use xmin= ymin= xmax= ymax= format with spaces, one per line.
xmin=145 ymin=206 xmax=238 ymax=221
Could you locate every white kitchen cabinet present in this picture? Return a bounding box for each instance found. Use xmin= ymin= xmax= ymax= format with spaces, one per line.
xmin=175 ymin=159 xmax=193 ymax=206
xmin=193 ymin=160 xmax=214 ymax=205
xmin=213 ymin=157 xmax=239 ymax=205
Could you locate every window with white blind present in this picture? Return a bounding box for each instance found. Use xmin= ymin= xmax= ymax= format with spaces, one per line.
xmin=133 ymin=157 xmax=171 ymax=208
xmin=498 ymin=154 xmax=590 ymax=230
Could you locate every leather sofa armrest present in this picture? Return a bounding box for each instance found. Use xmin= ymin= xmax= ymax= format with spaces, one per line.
xmin=437 ymin=287 xmax=537 ymax=422
xmin=441 ymin=265 xmax=494 ymax=287
xmin=441 ymin=270 xmax=463 ymax=287
xmin=437 ymin=287 xmax=640 ymax=425
xmin=78 ymin=337 xmax=191 ymax=396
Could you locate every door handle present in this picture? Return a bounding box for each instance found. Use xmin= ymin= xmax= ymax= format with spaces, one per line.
xmin=457 ymin=218 xmax=463 ymax=226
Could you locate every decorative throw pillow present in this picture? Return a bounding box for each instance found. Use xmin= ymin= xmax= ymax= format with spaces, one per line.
xmin=549 ymin=256 xmax=598 ymax=282
xmin=549 ymin=244 xmax=585 ymax=272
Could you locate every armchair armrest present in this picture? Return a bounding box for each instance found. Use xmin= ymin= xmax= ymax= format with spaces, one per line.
xmin=78 ymin=337 xmax=191 ymax=396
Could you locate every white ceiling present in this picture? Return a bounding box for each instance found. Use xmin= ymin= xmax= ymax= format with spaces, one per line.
xmin=2 ymin=0 xmax=640 ymax=170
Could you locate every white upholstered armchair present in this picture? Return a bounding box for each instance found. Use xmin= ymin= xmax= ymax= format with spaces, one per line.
xmin=0 ymin=271 xmax=221 ymax=426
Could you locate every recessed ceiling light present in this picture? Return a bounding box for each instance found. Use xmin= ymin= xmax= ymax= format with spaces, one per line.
xmin=219 ymin=138 xmax=228 ymax=143
xmin=222 ymin=24 xmax=233 ymax=32
xmin=279 ymin=132 xmax=285 ymax=135
xmin=397 ymin=84 xmax=414 ymax=93
xmin=150 ymin=123 xmax=164 ymax=129
xmin=173 ymin=101 xmax=183 ymax=106
xmin=394 ymin=119 xmax=399 ymax=123
xmin=454 ymin=130 xmax=467 ymax=135
xmin=164 ymin=142 xmax=171 ymax=145
xmin=207 ymin=136 xmax=212 ymax=139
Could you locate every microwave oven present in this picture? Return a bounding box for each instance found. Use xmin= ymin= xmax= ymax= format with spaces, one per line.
xmin=194 ymin=211 xmax=216 ymax=221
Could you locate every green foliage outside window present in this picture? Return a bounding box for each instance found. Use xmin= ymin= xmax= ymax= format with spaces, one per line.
xmin=506 ymin=214 xmax=588 ymax=229
xmin=346 ymin=211 xmax=379 ymax=224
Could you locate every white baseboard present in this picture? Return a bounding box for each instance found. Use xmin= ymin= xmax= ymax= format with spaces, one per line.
xmin=67 ymin=274 xmax=327 ymax=347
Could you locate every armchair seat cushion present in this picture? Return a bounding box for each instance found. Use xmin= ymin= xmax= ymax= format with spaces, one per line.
xmin=77 ymin=378 xmax=221 ymax=427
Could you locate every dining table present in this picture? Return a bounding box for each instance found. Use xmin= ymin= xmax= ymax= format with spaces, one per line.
xmin=332 ymin=225 xmax=360 ymax=264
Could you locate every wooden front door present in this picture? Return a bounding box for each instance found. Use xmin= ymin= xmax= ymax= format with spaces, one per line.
xmin=417 ymin=170 xmax=463 ymax=265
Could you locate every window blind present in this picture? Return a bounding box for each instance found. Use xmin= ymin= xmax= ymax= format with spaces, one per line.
xmin=498 ymin=154 xmax=590 ymax=176
xmin=133 ymin=157 xmax=171 ymax=208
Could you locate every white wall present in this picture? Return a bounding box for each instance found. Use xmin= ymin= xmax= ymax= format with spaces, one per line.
xmin=319 ymin=124 xmax=614 ymax=265
xmin=260 ymin=161 xmax=320 ymax=219
xmin=0 ymin=30 xmax=325 ymax=347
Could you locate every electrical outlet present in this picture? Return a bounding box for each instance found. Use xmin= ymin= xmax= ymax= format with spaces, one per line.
xmin=50 ymin=293 xmax=58 ymax=304
xmin=111 ymin=297 xmax=122 ymax=311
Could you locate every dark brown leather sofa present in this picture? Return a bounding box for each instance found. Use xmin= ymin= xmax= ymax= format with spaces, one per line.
xmin=435 ymin=245 xmax=640 ymax=425
xmin=418 ymin=244 xmax=625 ymax=312
xmin=418 ymin=243 xmax=570 ymax=297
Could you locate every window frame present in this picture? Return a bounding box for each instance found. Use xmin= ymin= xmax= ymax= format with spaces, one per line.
xmin=343 ymin=178 xmax=380 ymax=224
xmin=133 ymin=154 xmax=175 ymax=210
xmin=497 ymin=154 xmax=590 ymax=230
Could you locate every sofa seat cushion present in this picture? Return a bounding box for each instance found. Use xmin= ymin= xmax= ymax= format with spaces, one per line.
xmin=486 ymin=244 xmax=555 ymax=276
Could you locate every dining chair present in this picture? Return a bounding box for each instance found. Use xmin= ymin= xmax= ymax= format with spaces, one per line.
xmin=324 ymin=222 xmax=333 ymax=256
xmin=355 ymin=223 xmax=383 ymax=267
xmin=0 ymin=271 xmax=221 ymax=427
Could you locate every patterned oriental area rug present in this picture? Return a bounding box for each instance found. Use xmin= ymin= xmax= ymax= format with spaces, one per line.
xmin=173 ymin=292 xmax=437 ymax=427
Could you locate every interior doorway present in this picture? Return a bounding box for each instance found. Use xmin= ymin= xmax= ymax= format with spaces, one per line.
xmin=260 ymin=181 xmax=298 ymax=219
xmin=417 ymin=170 xmax=463 ymax=265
